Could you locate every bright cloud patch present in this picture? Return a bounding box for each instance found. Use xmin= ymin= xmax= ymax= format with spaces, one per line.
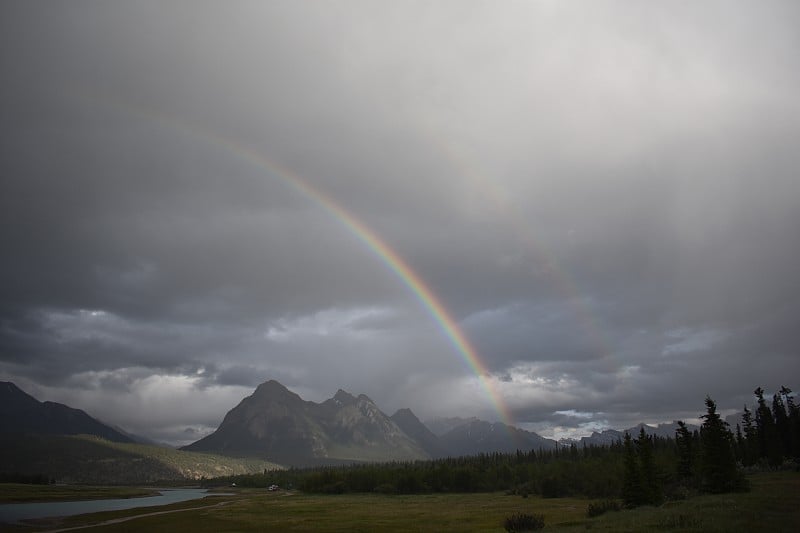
xmin=265 ymin=306 xmax=397 ymax=342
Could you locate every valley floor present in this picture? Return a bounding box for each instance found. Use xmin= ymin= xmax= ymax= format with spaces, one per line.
xmin=2 ymin=471 xmax=798 ymax=532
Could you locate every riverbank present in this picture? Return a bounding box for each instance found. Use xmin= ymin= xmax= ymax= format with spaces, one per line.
xmin=0 ymin=488 xmax=213 ymax=526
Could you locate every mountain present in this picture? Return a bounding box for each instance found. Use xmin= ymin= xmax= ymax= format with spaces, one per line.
xmin=182 ymin=380 xmax=427 ymax=466
xmin=560 ymin=429 xmax=625 ymax=448
xmin=438 ymin=419 xmax=558 ymax=456
xmin=390 ymin=408 xmax=449 ymax=458
xmin=628 ymin=421 xmax=699 ymax=439
xmin=425 ymin=416 xmax=482 ymax=437
xmin=559 ymin=421 xmax=700 ymax=447
xmin=183 ymin=380 xmax=564 ymax=465
xmin=0 ymin=381 xmax=133 ymax=443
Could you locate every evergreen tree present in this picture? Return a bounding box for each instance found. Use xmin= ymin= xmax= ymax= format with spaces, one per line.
xmin=734 ymin=423 xmax=745 ymax=464
xmin=636 ymin=427 xmax=662 ymax=504
xmin=740 ymin=406 xmax=758 ymax=467
xmin=755 ymin=387 xmax=781 ymax=467
xmin=621 ymin=432 xmax=642 ymax=507
xmin=675 ymin=420 xmax=695 ymax=483
xmin=772 ymin=392 xmax=789 ymax=459
xmin=780 ymin=386 xmax=800 ymax=458
xmin=699 ymin=396 xmax=744 ymax=493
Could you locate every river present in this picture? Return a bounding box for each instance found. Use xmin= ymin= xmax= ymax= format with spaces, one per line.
xmin=0 ymin=488 xmax=213 ymax=524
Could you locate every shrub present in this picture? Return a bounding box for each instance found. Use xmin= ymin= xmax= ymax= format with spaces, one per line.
xmin=503 ymin=512 xmax=545 ymax=532
xmin=658 ymin=513 xmax=703 ymax=528
xmin=373 ymin=483 xmax=395 ymax=494
xmin=586 ymin=499 xmax=621 ymax=518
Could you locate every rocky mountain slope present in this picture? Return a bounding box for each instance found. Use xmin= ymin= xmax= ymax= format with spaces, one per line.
xmin=182 ymin=380 xmax=428 ymax=465
xmin=183 ymin=381 xmax=565 ymax=465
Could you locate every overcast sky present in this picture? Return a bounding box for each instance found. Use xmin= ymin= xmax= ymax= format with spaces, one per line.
xmin=2 ymin=1 xmax=799 ymax=445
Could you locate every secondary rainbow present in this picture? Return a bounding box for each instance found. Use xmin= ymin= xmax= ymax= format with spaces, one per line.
xmin=431 ymin=135 xmax=615 ymax=369
xmin=92 ymin=93 xmax=516 ymax=427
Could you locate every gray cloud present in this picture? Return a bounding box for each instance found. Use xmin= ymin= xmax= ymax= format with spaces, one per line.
xmin=1 ymin=1 xmax=798 ymax=443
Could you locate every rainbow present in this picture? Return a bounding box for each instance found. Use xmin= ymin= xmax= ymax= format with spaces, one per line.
xmin=89 ymin=95 xmax=515 ymax=427
xmin=217 ymin=146 xmax=515 ymax=428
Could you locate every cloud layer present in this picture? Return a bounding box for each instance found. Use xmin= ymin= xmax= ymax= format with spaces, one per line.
xmin=2 ymin=1 xmax=799 ymax=444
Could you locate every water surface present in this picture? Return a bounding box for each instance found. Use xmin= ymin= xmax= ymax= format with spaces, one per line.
xmin=0 ymin=488 xmax=210 ymax=524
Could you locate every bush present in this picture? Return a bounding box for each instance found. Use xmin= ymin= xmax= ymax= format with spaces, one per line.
xmin=373 ymin=483 xmax=396 ymax=494
xmin=658 ymin=513 xmax=703 ymax=528
xmin=503 ymin=512 xmax=545 ymax=532
xmin=586 ymin=499 xmax=621 ymax=517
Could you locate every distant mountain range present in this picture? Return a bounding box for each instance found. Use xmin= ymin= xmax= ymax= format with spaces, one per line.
xmin=1 ymin=379 xmax=698 ymax=471
xmin=558 ymin=421 xmax=701 ymax=448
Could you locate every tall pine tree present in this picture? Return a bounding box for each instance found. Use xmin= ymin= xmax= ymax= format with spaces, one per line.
xmin=772 ymin=392 xmax=789 ymax=459
xmin=636 ymin=427 xmax=662 ymax=504
xmin=740 ymin=406 xmax=758 ymax=467
xmin=755 ymin=387 xmax=781 ymax=467
xmin=699 ymin=396 xmax=745 ymax=493
xmin=780 ymin=386 xmax=800 ymax=459
xmin=621 ymin=431 xmax=643 ymax=507
xmin=675 ymin=420 xmax=696 ymax=483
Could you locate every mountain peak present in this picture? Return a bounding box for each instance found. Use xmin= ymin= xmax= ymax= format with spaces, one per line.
xmin=392 ymin=408 xmax=415 ymax=419
xmin=333 ymin=389 xmax=356 ymax=404
xmin=1 ymin=380 xmax=35 ymax=397
xmin=1 ymin=380 xmax=22 ymax=392
xmin=254 ymin=379 xmax=289 ymax=393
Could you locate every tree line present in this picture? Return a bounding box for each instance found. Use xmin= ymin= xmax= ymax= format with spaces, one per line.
xmin=209 ymin=386 xmax=798 ymax=502
xmin=616 ymin=385 xmax=798 ymax=507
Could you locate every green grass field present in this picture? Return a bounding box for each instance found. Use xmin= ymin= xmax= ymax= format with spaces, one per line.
xmin=4 ymin=472 xmax=799 ymax=532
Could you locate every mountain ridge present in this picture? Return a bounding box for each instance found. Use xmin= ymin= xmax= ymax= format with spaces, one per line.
xmin=3 ymin=379 xmax=702 ymax=470
xmin=182 ymin=380 xmax=428 ymax=465
xmin=0 ymin=381 xmax=133 ymax=443
xmin=181 ymin=380 xmax=568 ymax=465
xmin=558 ymin=421 xmax=701 ymax=448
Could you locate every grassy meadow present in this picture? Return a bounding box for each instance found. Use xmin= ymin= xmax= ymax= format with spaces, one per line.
xmin=2 ymin=471 xmax=798 ymax=532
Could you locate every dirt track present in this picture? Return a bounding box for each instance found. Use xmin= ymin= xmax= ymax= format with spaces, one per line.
xmin=41 ymin=499 xmax=232 ymax=532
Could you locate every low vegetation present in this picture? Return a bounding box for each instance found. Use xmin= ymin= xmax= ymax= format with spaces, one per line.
xmin=503 ymin=511 xmax=545 ymax=531
xmin=0 ymin=483 xmax=156 ymax=503
xmin=3 ymin=472 xmax=797 ymax=532
xmin=586 ymin=499 xmax=622 ymax=518
xmin=91 ymin=437 xmax=281 ymax=480
xmin=0 ymin=434 xmax=280 ymax=485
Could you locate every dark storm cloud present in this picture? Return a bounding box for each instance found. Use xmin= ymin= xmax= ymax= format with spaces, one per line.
xmin=1 ymin=1 xmax=799 ymax=443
